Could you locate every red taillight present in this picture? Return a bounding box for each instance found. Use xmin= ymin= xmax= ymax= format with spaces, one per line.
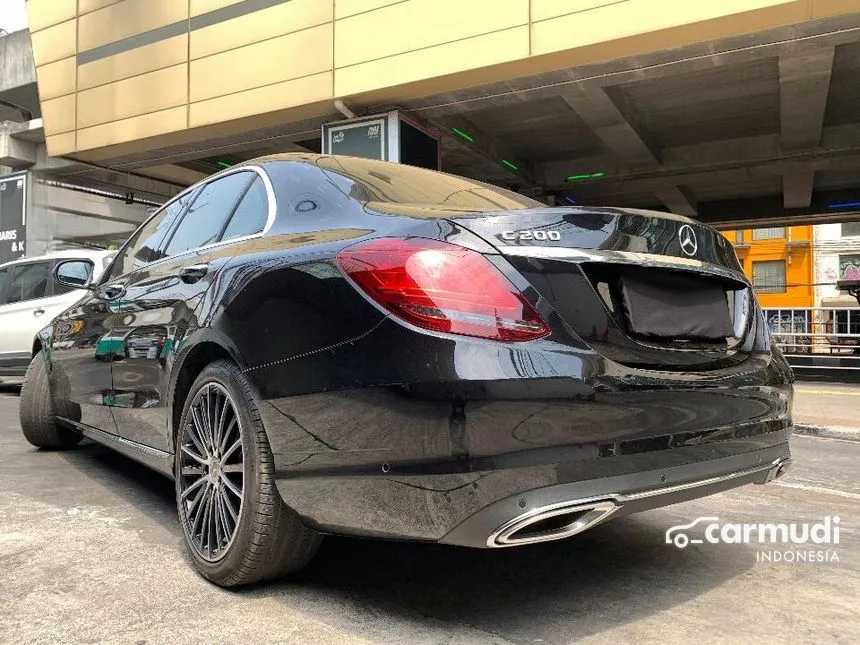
xmin=335 ymin=237 xmax=550 ymax=342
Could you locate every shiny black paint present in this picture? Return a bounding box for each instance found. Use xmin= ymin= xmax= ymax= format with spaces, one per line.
xmin=42 ymin=155 xmax=793 ymax=544
xmin=49 ymin=291 xmax=118 ymax=434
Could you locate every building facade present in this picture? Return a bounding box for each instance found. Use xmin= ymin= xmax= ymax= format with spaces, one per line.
xmin=813 ymin=222 xmax=860 ymax=308
xmin=724 ymin=225 xmax=814 ymax=308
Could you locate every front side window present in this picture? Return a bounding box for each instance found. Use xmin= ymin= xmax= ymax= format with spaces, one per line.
xmin=163 ymin=172 xmax=253 ymax=257
xmin=106 ymin=189 xmax=198 ymax=281
xmin=6 ymin=262 xmax=50 ymax=303
xmin=752 ymin=260 xmax=786 ymax=293
xmin=221 ymin=177 xmax=269 ymax=242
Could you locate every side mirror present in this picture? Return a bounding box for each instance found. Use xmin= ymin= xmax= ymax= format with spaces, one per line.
xmin=54 ymin=259 xmax=95 ymax=290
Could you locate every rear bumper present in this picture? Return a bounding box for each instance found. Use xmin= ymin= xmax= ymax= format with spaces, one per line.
xmin=442 ymin=443 xmax=791 ymax=548
xmin=253 ymin=317 xmax=793 ymax=545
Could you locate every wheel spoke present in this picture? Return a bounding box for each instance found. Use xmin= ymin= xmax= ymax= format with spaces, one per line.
xmin=219 ymin=492 xmax=235 ymax=537
xmin=190 ymin=407 xmax=210 ymax=455
xmin=221 ymin=463 xmax=243 ymax=473
xmin=221 ymin=438 xmax=242 ymax=463
xmin=204 ymin=490 xmax=216 ymax=556
xmin=191 ymin=484 xmax=212 ymax=536
xmin=215 ymin=396 xmax=229 ymax=452
xmin=181 ymin=444 xmax=207 ymax=465
xmin=218 ymin=416 xmax=235 ymax=455
xmin=213 ymin=492 xmax=225 ymax=548
xmin=186 ymin=480 xmax=208 ymax=516
xmin=221 ymin=473 xmax=242 ymax=498
xmin=221 ymin=489 xmax=238 ymax=524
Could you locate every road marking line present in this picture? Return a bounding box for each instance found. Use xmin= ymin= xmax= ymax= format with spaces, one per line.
xmin=795 ymin=387 xmax=860 ymax=396
xmin=774 ymin=481 xmax=860 ymax=501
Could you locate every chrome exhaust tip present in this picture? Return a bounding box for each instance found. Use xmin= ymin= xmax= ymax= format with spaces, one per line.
xmin=487 ymin=500 xmax=620 ymax=548
xmin=759 ymin=456 xmax=793 ymax=485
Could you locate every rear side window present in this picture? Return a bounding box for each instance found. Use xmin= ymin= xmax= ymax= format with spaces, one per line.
xmin=221 ymin=177 xmax=269 ymax=242
xmin=106 ymin=189 xmax=197 ymax=281
xmin=6 ymin=262 xmax=50 ymax=304
xmin=163 ymin=172 xmax=253 ymax=257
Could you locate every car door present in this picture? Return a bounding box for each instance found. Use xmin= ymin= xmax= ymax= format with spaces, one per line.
xmin=48 ymin=196 xmax=191 ymax=433
xmin=109 ymin=169 xmax=270 ymax=451
xmin=0 ymin=260 xmax=52 ymax=376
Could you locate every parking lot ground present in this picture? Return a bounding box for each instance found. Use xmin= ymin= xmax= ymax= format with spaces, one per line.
xmin=0 ymin=390 xmax=857 ymax=644
xmin=795 ymin=382 xmax=860 ymax=438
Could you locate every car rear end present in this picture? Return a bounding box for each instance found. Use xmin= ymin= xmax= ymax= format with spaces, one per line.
xmin=254 ymin=195 xmax=792 ymax=549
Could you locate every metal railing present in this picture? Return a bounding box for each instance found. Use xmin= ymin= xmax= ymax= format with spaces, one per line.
xmin=763 ymin=307 xmax=860 ymax=373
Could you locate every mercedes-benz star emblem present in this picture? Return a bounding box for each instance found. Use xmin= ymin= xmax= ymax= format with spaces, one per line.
xmin=678 ymin=224 xmax=698 ymax=256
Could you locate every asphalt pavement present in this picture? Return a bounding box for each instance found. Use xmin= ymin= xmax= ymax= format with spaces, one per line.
xmin=794 ymin=382 xmax=860 ymax=439
xmin=0 ymin=389 xmax=857 ymax=644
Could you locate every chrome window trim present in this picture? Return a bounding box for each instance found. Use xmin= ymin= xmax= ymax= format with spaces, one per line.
xmin=106 ymin=164 xmax=277 ymax=281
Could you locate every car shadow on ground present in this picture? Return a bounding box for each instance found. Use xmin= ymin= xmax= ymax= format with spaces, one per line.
xmin=51 ymin=440 xmax=754 ymax=643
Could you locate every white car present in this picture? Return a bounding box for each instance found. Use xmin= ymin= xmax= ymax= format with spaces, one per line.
xmin=0 ymin=249 xmax=113 ymax=383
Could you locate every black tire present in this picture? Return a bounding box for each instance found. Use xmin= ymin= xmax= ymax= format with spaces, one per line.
xmin=19 ymin=353 xmax=82 ymax=450
xmin=175 ymin=360 xmax=320 ymax=587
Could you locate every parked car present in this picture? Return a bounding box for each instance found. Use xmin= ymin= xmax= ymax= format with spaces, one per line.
xmin=0 ymin=249 xmax=113 ymax=382
xmin=19 ymin=154 xmax=793 ymax=587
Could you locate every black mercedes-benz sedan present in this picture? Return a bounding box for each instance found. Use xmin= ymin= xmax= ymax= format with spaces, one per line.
xmin=19 ymin=154 xmax=793 ymax=587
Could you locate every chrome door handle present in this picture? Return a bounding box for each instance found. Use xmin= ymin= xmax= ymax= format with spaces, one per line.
xmin=33 ymin=308 xmax=45 ymax=317
xmin=180 ymin=263 xmax=209 ymax=284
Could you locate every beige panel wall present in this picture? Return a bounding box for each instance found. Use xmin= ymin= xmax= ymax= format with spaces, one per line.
xmin=41 ymin=95 xmax=76 ymax=135
xmin=78 ymin=0 xmax=188 ymax=52
xmin=30 ymin=20 xmax=76 ymax=66
xmin=190 ymin=0 xmax=332 ymax=59
xmin=46 ymin=132 xmax=77 ymax=156
xmin=190 ymin=71 xmax=333 ymax=127
xmin=77 ymin=106 xmax=188 ymax=150
xmin=190 ymin=0 xmax=246 ymax=16
xmin=190 ymin=23 xmax=334 ymax=102
xmin=25 ymin=0 xmax=860 ymax=159
xmin=77 ymin=64 xmax=188 ymax=129
xmin=335 ymin=0 xmax=529 ymax=68
xmin=334 ymin=0 xmax=406 ymax=19
xmin=79 ymin=0 xmax=126 ymax=15
xmin=25 ymin=0 xmax=76 ymax=32
xmin=337 ymin=27 xmax=529 ymax=96
xmin=78 ymin=34 xmax=188 ymax=91
xmin=531 ymin=0 xmax=626 ymax=22
xmin=531 ymin=0 xmax=802 ymax=55
xmin=34 ymin=57 xmax=77 ymax=100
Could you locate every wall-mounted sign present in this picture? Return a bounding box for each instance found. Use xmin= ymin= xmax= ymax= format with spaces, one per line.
xmin=322 ymin=111 xmax=440 ymax=170
xmin=0 ymin=173 xmax=26 ymax=264
xmin=324 ymin=116 xmax=388 ymax=161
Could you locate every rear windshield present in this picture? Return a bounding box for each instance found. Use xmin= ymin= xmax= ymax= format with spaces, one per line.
xmin=317 ymin=156 xmax=543 ymax=212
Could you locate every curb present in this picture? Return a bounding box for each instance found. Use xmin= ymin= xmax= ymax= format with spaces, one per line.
xmin=794 ymin=423 xmax=860 ymax=442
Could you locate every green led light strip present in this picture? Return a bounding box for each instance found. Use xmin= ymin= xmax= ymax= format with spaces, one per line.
xmin=501 ymin=159 xmax=518 ymax=171
xmin=566 ymin=171 xmax=605 ymax=181
xmin=452 ymin=127 xmax=475 ymax=143
xmin=216 ymin=161 xmax=232 ymax=169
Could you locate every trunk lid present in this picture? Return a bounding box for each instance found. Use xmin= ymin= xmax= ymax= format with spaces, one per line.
xmin=450 ymin=206 xmax=756 ymax=370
